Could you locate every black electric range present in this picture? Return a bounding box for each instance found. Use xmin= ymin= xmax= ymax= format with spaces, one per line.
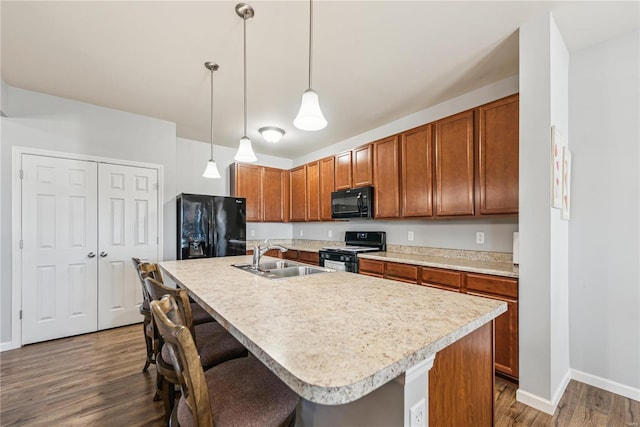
xmin=319 ymin=231 xmax=386 ymax=273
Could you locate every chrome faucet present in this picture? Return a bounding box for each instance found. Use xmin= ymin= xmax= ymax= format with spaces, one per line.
xmin=252 ymin=240 xmax=288 ymax=269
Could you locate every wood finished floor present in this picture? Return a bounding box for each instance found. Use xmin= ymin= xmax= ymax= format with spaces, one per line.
xmin=1 ymin=325 xmax=638 ymax=426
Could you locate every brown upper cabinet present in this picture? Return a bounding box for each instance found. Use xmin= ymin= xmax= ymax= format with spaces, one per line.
xmin=334 ymin=144 xmax=373 ymax=190
xmin=434 ymin=110 xmax=475 ymax=216
xmin=306 ymin=161 xmax=320 ymax=222
xmin=334 ymin=150 xmax=353 ymax=191
xmin=352 ymin=144 xmax=373 ymax=188
xmin=230 ymin=163 xmax=263 ymax=222
xmin=319 ymin=156 xmax=335 ymax=220
xmin=401 ymin=124 xmax=433 ymax=217
xmin=373 ymin=136 xmax=401 ymax=218
xmin=477 ymin=94 xmax=519 ymax=215
xmin=262 ymin=167 xmax=288 ymax=222
xmin=231 ymin=163 xmax=288 ymax=223
xmin=289 ymin=165 xmax=307 ymax=222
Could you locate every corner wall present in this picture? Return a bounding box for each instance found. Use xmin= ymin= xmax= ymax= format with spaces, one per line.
xmin=517 ymin=13 xmax=570 ymax=412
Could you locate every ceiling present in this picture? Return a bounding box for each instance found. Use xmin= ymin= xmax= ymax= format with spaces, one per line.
xmin=2 ymin=1 xmax=638 ymax=160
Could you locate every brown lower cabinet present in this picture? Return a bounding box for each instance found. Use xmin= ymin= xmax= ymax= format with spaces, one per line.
xmin=358 ymin=258 xmax=519 ymax=381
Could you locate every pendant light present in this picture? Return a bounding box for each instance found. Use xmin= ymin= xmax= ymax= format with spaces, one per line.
xmin=202 ymin=62 xmax=222 ymax=179
xmin=293 ymin=0 xmax=327 ymax=131
xmin=234 ymin=3 xmax=258 ymax=163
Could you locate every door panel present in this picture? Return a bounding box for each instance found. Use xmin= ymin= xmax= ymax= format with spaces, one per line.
xmin=98 ymin=163 xmax=158 ymax=330
xmin=22 ymin=155 xmax=98 ymax=344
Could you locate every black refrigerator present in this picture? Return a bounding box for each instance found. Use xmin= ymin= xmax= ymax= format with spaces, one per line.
xmin=176 ymin=193 xmax=247 ymax=259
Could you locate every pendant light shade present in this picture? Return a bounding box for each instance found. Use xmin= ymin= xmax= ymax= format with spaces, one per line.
xmin=293 ymin=89 xmax=327 ymax=131
xmin=294 ymin=0 xmax=327 ymax=131
xmin=203 ymin=160 xmax=221 ymax=178
xmin=235 ymin=136 xmax=258 ymax=162
xmin=234 ymin=3 xmax=258 ymax=163
xmin=203 ymin=62 xmax=222 ymax=179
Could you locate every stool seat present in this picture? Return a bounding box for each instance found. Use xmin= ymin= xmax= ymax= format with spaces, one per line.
xmin=160 ymin=321 xmax=246 ymax=370
xmin=176 ymin=355 xmax=298 ymax=427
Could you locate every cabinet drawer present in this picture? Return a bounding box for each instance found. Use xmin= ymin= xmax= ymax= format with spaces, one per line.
xmin=359 ymin=258 xmax=384 ymax=275
xmin=466 ymin=273 xmax=518 ymax=299
xmin=264 ymin=249 xmax=284 ymax=258
xmin=385 ymin=262 xmax=418 ymax=283
xmin=282 ymin=250 xmax=299 ymax=261
xmin=420 ymin=267 xmax=462 ymax=290
xmin=298 ymin=250 xmax=319 ymax=265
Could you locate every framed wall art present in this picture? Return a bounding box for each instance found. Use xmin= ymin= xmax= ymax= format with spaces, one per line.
xmin=551 ymin=126 xmax=563 ymax=209
xmin=561 ymin=146 xmax=572 ymax=220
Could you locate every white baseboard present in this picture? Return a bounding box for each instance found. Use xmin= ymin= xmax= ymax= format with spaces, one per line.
xmin=0 ymin=340 xmax=20 ymax=352
xmin=571 ymin=369 xmax=640 ymax=402
xmin=516 ymin=389 xmax=557 ymax=415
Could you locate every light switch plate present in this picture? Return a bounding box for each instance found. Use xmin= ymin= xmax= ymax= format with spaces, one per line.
xmin=408 ymin=231 xmax=414 ymax=241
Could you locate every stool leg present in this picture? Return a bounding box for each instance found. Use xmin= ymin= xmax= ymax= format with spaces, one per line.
xmin=142 ymin=318 xmax=155 ymax=372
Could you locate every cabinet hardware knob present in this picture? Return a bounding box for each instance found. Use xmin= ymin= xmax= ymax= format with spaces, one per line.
xmin=100 ymin=252 xmax=108 ymax=258
xmin=88 ymin=252 xmax=96 ymax=258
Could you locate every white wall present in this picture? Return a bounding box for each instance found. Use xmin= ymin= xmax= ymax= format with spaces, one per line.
xmin=292 ymin=75 xmax=520 ymax=253
xmin=292 ymin=219 xmax=517 ymax=253
xmin=0 ymin=87 xmax=177 ymax=344
xmin=568 ymin=30 xmax=640 ymax=392
xmin=175 ymin=137 xmax=293 ymax=241
xmin=517 ymin=13 xmax=571 ymax=412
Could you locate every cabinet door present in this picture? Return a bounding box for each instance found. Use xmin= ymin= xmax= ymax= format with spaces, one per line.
xmin=319 ymin=156 xmax=335 ymax=220
xmin=289 ymin=166 xmax=307 ymax=222
xmin=434 ymin=110 xmax=474 ymax=216
xmin=283 ymin=250 xmax=299 ymax=261
xmin=358 ymin=258 xmax=384 ymax=278
xmin=466 ymin=273 xmax=519 ymax=380
xmin=232 ymin=163 xmax=263 ymax=222
xmin=401 ymin=124 xmax=433 ymax=217
xmin=298 ymin=250 xmax=319 ymax=266
xmin=373 ymin=136 xmax=401 ymax=218
xmin=334 ymin=150 xmax=352 ymax=190
xmin=478 ymin=94 xmax=519 ymax=214
xmin=353 ymin=144 xmax=373 ymax=188
xmin=263 ymin=167 xmax=286 ymax=222
xmin=306 ymin=161 xmax=320 ymax=222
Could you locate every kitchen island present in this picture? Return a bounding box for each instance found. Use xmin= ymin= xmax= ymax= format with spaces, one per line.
xmin=160 ymin=256 xmax=506 ymax=426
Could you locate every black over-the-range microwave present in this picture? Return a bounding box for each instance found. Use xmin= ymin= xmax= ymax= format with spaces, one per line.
xmin=331 ymin=186 xmax=374 ymax=219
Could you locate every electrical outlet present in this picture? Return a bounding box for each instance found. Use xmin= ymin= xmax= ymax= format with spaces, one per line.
xmin=328 ymin=230 xmax=332 ymax=238
xmin=250 ymin=229 xmax=256 ymax=237
xmin=476 ymin=232 xmax=485 ymax=244
xmin=299 ymin=229 xmax=303 ymax=237
xmin=408 ymin=231 xmax=414 ymax=241
xmin=410 ymin=399 xmax=426 ymax=427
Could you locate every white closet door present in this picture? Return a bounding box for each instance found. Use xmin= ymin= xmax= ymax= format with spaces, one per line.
xmin=98 ymin=163 xmax=159 ymax=329
xmin=21 ymin=155 xmax=98 ymax=344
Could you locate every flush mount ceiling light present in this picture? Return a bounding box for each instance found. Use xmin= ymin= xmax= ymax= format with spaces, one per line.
xmin=202 ymin=62 xmax=221 ymax=179
xmin=234 ymin=3 xmax=258 ymax=163
xmin=259 ymin=126 xmax=285 ymax=143
xmin=293 ymin=0 xmax=327 ymax=131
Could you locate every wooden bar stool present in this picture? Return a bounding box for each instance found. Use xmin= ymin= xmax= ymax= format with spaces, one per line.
xmin=151 ymin=295 xmax=299 ymax=427
xmin=144 ymin=278 xmax=248 ymax=424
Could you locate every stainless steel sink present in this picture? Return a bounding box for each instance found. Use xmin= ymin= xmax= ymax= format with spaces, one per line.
xmin=232 ymin=261 xmax=334 ymax=280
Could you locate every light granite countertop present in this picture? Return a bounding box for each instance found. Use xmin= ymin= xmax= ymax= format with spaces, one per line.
xmin=160 ymin=256 xmax=506 ymax=405
xmin=247 ymin=239 xmax=519 ymax=278
xmin=359 ymin=252 xmax=519 ymax=278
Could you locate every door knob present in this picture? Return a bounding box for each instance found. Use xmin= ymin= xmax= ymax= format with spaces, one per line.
xmin=88 ymin=252 xmax=96 ymax=258
xmin=100 ymin=252 xmax=108 ymax=258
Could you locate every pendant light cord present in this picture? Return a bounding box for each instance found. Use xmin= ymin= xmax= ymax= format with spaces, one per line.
xmin=243 ymin=14 xmax=248 ymax=138
xmin=308 ymin=0 xmax=313 ymax=89
xmin=210 ymin=67 xmax=214 ymax=159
